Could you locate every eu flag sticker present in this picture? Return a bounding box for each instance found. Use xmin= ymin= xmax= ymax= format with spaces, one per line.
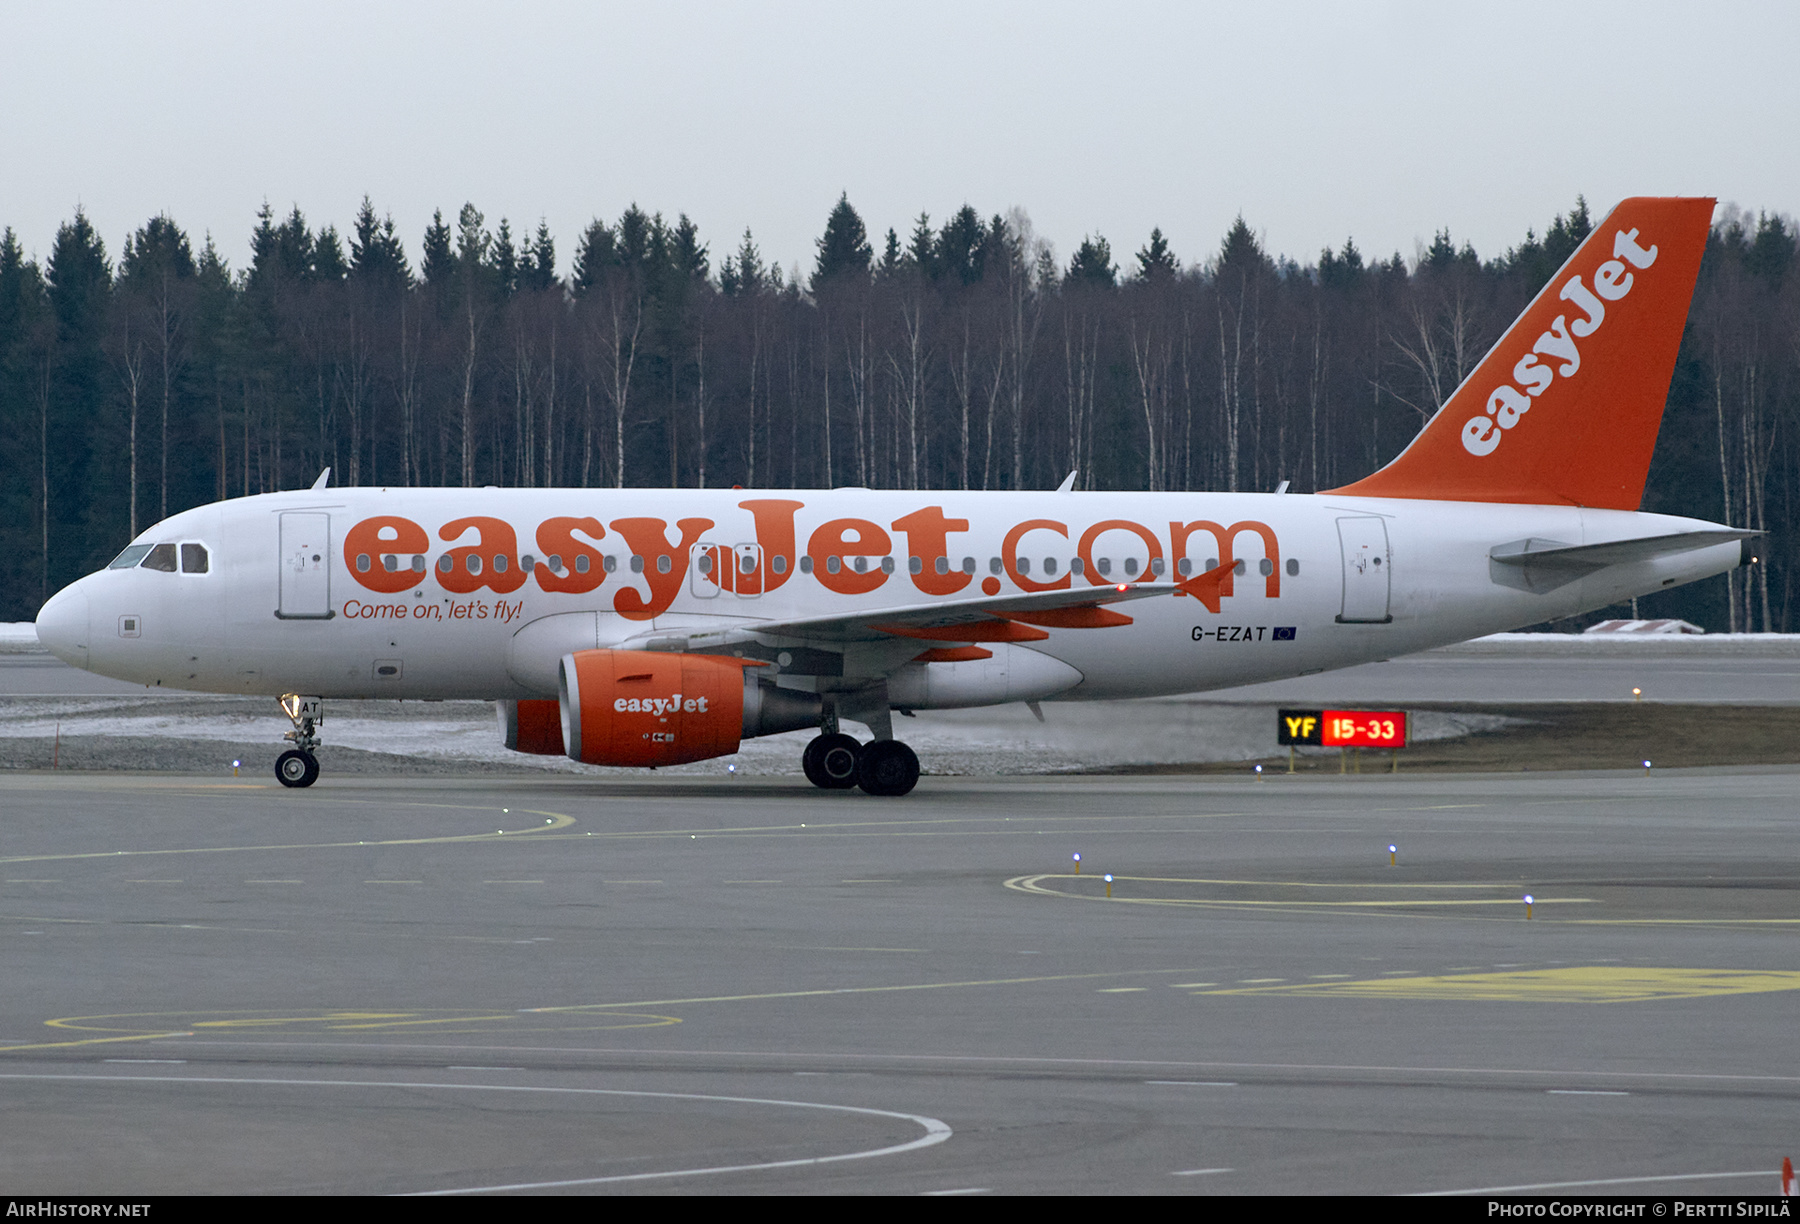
xmin=1273 ymin=627 xmax=1297 ymax=641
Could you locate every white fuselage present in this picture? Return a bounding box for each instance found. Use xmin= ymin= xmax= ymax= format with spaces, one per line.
xmin=35 ymin=487 xmax=1740 ymax=707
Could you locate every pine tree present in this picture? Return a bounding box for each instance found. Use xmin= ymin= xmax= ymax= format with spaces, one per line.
xmin=570 ymin=219 xmax=616 ymax=298
xmin=1065 ymin=234 xmax=1117 ymax=287
xmin=1134 ymin=227 xmax=1177 ymax=281
xmin=812 ymin=193 xmax=872 ymax=288
xmin=420 ymin=210 xmax=456 ymax=289
xmin=45 ymin=209 xmax=114 ymax=589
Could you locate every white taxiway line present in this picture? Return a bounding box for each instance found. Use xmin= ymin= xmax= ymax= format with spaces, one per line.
xmin=0 ymin=1072 xmax=951 ymax=1194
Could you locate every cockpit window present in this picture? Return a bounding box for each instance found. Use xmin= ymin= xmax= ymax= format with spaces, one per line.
xmin=109 ymin=544 xmax=154 ymax=570
xmin=140 ymin=543 xmax=179 ymax=572
xmin=181 ymin=543 xmax=209 ymax=574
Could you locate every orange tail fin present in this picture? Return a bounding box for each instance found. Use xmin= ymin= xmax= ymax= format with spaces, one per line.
xmin=1327 ymin=197 xmax=1713 ymax=510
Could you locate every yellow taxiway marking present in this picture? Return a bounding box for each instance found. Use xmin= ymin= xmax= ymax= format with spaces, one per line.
xmin=36 ymin=1006 xmax=680 ymax=1040
xmin=527 ymin=967 xmax=1198 ymax=1015
xmin=1197 ymin=967 xmax=1800 ymax=1003
xmin=0 ymin=807 xmax=578 ymax=868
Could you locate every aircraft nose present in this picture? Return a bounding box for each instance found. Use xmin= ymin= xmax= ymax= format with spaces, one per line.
xmin=35 ymin=585 xmax=91 ymax=670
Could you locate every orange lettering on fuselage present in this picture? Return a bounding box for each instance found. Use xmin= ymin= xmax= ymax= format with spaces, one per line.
xmin=534 ymin=516 xmax=607 ymax=594
xmin=344 ymin=516 xmax=429 ymax=594
xmin=807 ymin=518 xmax=891 ymax=595
xmin=439 ymin=517 xmax=528 ymax=595
xmin=336 ymin=507 xmax=1286 ymax=613
xmin=1002 ymin=519 xmax=1070 ymax=592
xmin=891 ymin=506 xmax=973 ymax=596
xmin=739 ymin=499 xmax=805 ymax=594
xmin=1076 ymin=520 xmax=1163 ymax=585
xmin=610 ymin=517 xmax=712 ymax=620
xmin=1170 ymin=520 xmax=1280 ymax=612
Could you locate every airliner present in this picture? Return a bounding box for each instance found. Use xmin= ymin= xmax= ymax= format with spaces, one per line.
xmin=33 ymin=197 xmax=1749 ymax=795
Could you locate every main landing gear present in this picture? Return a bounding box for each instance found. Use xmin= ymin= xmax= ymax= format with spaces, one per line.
xmin=801 ymin=731 xmax=920 ymax=797
xmin=276 ymin=694 xmax=324 ymax=788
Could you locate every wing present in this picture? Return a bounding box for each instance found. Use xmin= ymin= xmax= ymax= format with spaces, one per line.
xmin=618 ymin=581 xmax=1179 ymax=655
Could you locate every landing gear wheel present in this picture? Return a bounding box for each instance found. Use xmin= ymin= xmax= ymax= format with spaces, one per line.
xmin=802 ymin=733 xmax=862 ymax=789
xmin=275 ymin=749 xmax=319 ymax=788
xmin=857 ymin=740 xmax=920 ymax=797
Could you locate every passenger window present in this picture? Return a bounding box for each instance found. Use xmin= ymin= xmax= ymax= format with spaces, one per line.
xmin=574 ymin=555 xmax=589 ymax=574
xmin=141 ymin=543 xmax=178 ymax=572
xmin=1150 ymin=557 xmax=1165 ymax=576
xmin=1098 ymin=557 xmax=1112 ymax=576
xmin=988 ymin=557 xmax=1002 ymax=575
xmin=437 ymin=555 xmax=453 ymax=573
xmin=1042 ymin=557 xmax=1057 ymax=575
xmin=1124 ymin=558 xmax=1139 ymax=576
xmin=934 ymin=557 xmax=949 ymax=575
xmin=110 ymin=544 xmax=153 ymax=570
xmin=181 ymin=543 xmax=209 ymax=573
xmin=961 ymin=557 xmax=975 ymax=573
xmin=630 ymin=556 xmax=645 ymax=574
xmin=656 ymin=555 xmax=671 ymax=574
xmin=1071 ymin=558 xmax=1085 ymax=576
xmin=798 ymin=556 xmax=813 ymax=574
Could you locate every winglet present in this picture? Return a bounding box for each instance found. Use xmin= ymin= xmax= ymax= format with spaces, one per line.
xmin=1327 ymin=197 xmax=1714 ymax=510
xmin=1176 ymin=562 xmax=1231 ymax=613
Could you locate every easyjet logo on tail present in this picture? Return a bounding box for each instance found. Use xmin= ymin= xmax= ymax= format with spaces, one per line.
xmin=1462 ymin=227 xmax=1659 ymax=458
xmin=1326 ymin=197 xmax=1713 ymax=511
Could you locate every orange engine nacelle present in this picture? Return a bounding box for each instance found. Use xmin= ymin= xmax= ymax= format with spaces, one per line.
xmin=498 ymin=699 xmax=566 ymax=755
xmin=559 ymin=649 xmax=753 ymax=767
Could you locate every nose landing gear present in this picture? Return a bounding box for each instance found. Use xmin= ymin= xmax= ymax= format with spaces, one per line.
xmin=276 ymin=694 xmax=324 ymax=788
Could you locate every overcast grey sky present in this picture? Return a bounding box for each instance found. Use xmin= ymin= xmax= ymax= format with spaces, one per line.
xmin=4 ymin=1 xmax=1795 ymax=278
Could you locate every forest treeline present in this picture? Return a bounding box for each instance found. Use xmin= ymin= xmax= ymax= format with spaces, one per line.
xmin=0 ymin=193 xmax=1795 ymax=630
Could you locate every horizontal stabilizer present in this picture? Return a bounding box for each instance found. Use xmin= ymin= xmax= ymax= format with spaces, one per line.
xmin=1489 ymin=529 xmax=1756 ymax=593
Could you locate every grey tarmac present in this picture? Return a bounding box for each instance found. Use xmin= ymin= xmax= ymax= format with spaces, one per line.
xmin=1 ymin=768 xmax=1796 ymax=1195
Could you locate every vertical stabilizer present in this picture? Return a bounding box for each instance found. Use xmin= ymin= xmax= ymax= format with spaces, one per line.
xmin=1327 ymin=197 xmax=1713 ymax=509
